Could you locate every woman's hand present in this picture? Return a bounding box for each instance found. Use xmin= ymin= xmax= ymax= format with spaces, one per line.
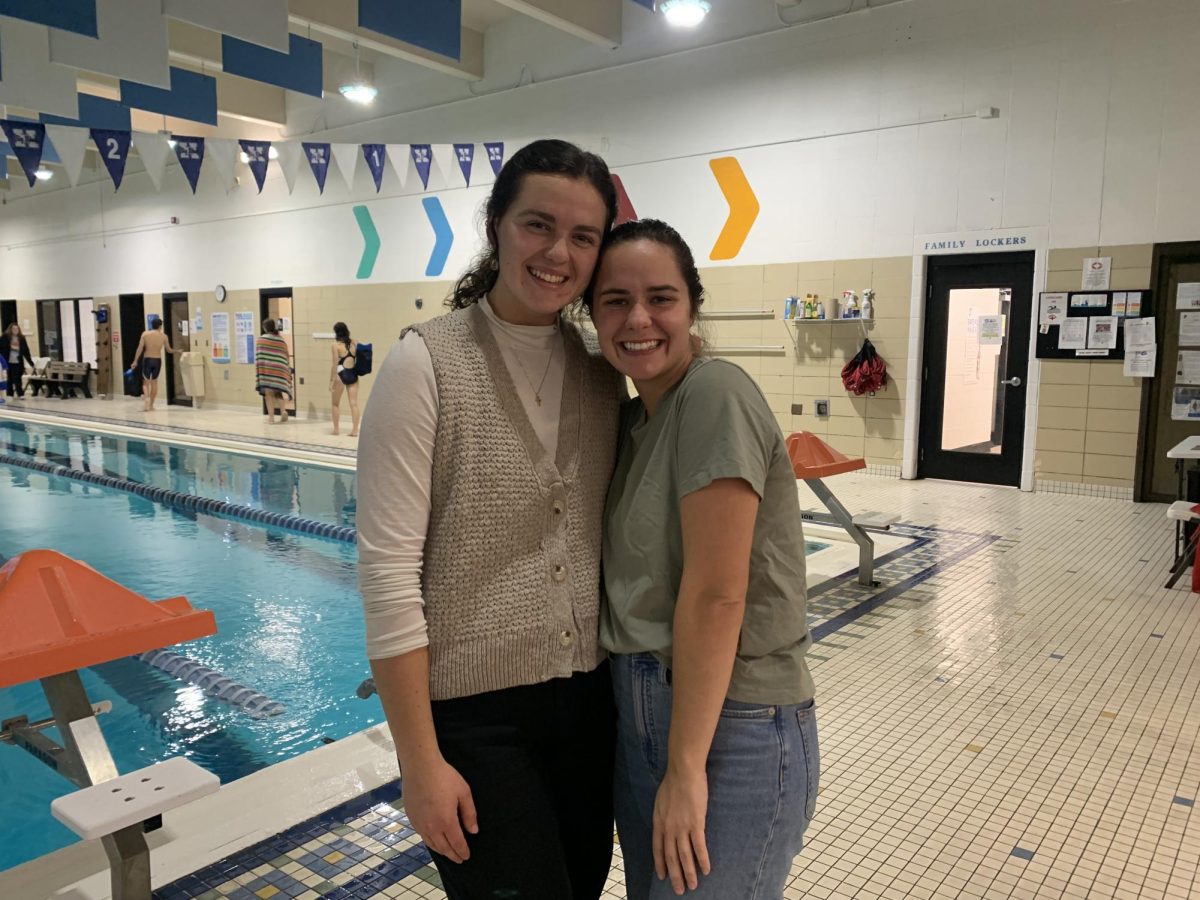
xmin=653 ymin=764 xmax=711 ymax=894
xmin=400 ymin=756 xmax=479 ymax=865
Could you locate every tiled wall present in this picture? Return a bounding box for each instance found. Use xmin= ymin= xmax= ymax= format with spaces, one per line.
xmin=1035 ymin=245 xmax=1151 ymax=492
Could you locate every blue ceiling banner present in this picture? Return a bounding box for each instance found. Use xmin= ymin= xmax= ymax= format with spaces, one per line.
xmin=1 ymin=120 xmax=47 ymax=186
xmin=485 ymin=142 xmax=505 ymax=177
xmin=91 ymin=129 xmax=131 ymax=190
xmin=454 ymin=143 xmax=474 ymax=185
xmin=359 ymin=0 xmax=460 ymax=60
xmin=221 ymin=33 xmax=323 ymax=99
xmin=0 ymin=0 xmax=98 ymax=37
xmin=121 ymin=67 xmax=218 ymax=127
xmin=239 ymin=140 xmax=271 ymax=194
xmin=410 ymin=144 xmax=432 ymax=189
xmin=40 ymin=94 xmax=132 ymax=133
xmin=363 ymin=144 xmax=387 ymax=193
xmin=302 ymin=142 xmax=331 ymax=194
xmin=173 ymin=136 xmax=205 ymax=194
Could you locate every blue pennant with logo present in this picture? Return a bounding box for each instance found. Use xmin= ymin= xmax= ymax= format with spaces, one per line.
xmin=302 ymin=142 xmax=331 ymax=193
xmin=410 ymin=143 xmax=432 ymax=189
xmin=363 ymin=143 xmax=387 ymax=192
xmin=484 ymin=142 xmax=505 ymax=176
xmin=1 ymin=120 xmax=47 ymax=187
xmin=239 ymin=140 xmax=271 ymax=193
xmin=453 ymin=143 xmax=474 ymax=185
xmin=173 ymin=136 xmax=205 ymax=193
xmin=91 ymin=129 xmax=132 ymax=190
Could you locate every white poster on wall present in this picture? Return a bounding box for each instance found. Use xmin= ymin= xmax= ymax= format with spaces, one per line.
xmin=1082 ymin=257 xmax=1111 ymax=290
xmin=1172 ymin=386 xmax=1200 ymax=420
xmin=1177 ymin=351 xmax=1200 ymax=385
xmin=1087 ymin=316 xmax=1118 ymax=350
xmin=1124 ymin=348 xmax=1155 ymax=378
xmin=234 ymin=311 xmax=255 ymax=364
xmin=1125 ymin=317 xmax=1155 ymax=349
xmin=1039 ymin=292 xmax=1067 ymax=326
xmin=1178 ymin=283 xmax=1200 ymax=310
xmin=1058 ymin=319 xmax=1086 ymax=350
xmin=1181 ymin=312 xmax=1200 ymax=347
xmin=210 ymin=312 xmax=230 ymax=363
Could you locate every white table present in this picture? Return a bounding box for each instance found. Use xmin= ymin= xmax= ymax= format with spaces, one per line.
xmin=1167 ymin=437 xmax=1200 ymax=566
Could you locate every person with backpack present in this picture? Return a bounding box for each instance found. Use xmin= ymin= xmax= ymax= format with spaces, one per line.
xmin=330 ymin=321 xmax=368 ymax=436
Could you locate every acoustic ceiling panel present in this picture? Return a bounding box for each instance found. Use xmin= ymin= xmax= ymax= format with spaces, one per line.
xmin=48 ymin=0 xmax=169 ymax=88
xmin=0 ymin=20 xmax=80 ymax=118
xmin=41 ymin=93 xmax=133 ymax=132
xmin=0 ymin=0 xmax=97 ymax=37
xmin=163 ymin=0 xmax=288 ymax=53
xmin=120 ymin=66 xmax=218 ymax=126
xmin=221 ymin=32 xmax=323 ymax=98
xmin=359 ymin=0 xmax=461 ymax=60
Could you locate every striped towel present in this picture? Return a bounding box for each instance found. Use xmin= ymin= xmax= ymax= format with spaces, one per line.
xmin=255 ymin=335 xmax=293 ymax=397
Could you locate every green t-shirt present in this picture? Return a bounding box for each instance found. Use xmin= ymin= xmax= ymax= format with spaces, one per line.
xmin=600 ymin=357 xmax=815 ymax=705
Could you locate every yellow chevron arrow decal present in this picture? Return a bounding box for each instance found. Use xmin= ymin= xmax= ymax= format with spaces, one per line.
xmin=709 ymin=157 xmax=759 ymax=261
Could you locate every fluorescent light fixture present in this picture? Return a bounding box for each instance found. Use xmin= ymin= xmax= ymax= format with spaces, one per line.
xmin=34 ymin=168 xmax=53 ymax=181
xmin=661 ymin=0 xmax=711 ymax=26
xmin=339 ymin=81 xmax=378 ymax=105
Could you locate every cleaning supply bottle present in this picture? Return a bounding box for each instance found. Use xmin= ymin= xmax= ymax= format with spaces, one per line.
xmin=862 ymin=289 xmax=874 ymax=321
xmin=842 ymin=291 xmax=858 ymax=319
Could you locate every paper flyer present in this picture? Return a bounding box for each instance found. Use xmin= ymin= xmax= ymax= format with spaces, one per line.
xmin=1181 ymin=312 xmax=1200 ymax=347
xmin=1040 ymin=292 xmax=1067 ymax=326
xmin=1124 ymin=317 xmax=1155 ymax=350
xmin=1087 ymin=316 xmax=1117 ymax=350
xmin=1058 ymin=319 xmax=1086 ymax=350
xmin=1176 ymin=283 xmax=1200 ymax=310
xmin=1172 ymin=386 xmax=1200 ymax=420
xmin=1082 ymin=257 xmax=1111 ymax=291
xmin=1176 ymin=350 xmax=1200 ymax=385
xmin=1124 ymin=348 xmax=1155 ymax=378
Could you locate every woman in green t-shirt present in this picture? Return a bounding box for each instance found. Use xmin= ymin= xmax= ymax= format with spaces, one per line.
xmin=586 ymin=219 xmax=819 ymax=899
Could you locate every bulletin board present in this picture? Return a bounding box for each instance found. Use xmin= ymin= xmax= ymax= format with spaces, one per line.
xmin=1034 ymin=290 xmax=1153 ymax=360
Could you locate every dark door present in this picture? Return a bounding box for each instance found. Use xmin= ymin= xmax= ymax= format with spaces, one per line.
xmin=259 ymin=289 xmax=296 ymax=416
xmin=1138 ymin=242 xmax=1200 ymax=502
xmin=162 ymin=293 xmax=192 ymax=408
xmin=919 ymin=251 xmax=1035 ymax=486
xmin=0 ymin=301 xmax=15 ymax=333
xmin=118 ymin=294 xmax=144 ymax=396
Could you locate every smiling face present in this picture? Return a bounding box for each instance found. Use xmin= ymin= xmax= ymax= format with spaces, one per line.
xmin=487 ymin=174 xmax=609 ymax=326
xmin=591 ymin=239 xmax=698 ymax=412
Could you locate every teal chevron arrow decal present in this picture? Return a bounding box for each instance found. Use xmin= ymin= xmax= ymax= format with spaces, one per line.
xmin=353 ymin=205 xmax=380 ymax=279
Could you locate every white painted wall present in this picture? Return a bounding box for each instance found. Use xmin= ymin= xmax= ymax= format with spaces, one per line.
xmin=1 ymin=0 xmax=1198 ymax=298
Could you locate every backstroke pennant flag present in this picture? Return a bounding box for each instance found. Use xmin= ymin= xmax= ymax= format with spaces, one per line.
xmin=302 ymin=142 xmax=331 ymax=193
xmin=131 ymin=131 xmax=172 ymax=191
xmin=44 ymin=124 xmax=89 ymax=187
xmin=173 ymin=136 xmax=205 ymax=193
xmin=1 ymin=120 xmax=47 ymax=186
xmin=453 ymin=143 xmax=474 ymax=185
xmin=410 ymin=143 xmax=432 ymax=189
xmin=484 ymin=142 xmax=505 ymax=176
xmin=274 ymin=141 xmax=304 ymax=194
xmin=239 ymin=139 xmax=271 ymax=193
xmin=91 ymin=129 xmax=132 ymax=189
xmin=362 ymin=143 xmax=387 ymax=192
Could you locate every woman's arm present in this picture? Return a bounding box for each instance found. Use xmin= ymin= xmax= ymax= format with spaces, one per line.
xmin=653 ymin=477 xmax=757 ymax=894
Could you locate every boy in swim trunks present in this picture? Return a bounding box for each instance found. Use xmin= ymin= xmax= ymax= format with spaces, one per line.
xmin=131 ymin=317 xmax=178 ymax=411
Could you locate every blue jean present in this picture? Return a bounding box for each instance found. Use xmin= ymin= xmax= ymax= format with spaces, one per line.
xmin=612 ymin=652 xmax=819 ymax=900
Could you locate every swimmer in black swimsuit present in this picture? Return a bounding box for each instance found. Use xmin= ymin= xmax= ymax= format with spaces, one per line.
xmin=330 ymin=321 xmax=361 ymax=436
xmin=131 ymin=317 xmax=177 ymax=411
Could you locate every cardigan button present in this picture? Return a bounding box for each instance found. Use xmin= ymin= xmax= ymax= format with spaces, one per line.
xmin=552 ymin=565 xmax=567 ymax=582
xmin=552 ymin=502 xmax=564 ymax=516
xmin=559 ymin=630 xmax=574 ymax=647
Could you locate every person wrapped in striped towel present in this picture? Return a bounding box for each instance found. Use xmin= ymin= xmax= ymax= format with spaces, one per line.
xmin=255 ymin=318 xmax=294 ymax=424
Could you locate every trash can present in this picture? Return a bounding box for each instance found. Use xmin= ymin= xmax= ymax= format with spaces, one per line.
xmin=179 ymin=352 xmax=206 ymax=405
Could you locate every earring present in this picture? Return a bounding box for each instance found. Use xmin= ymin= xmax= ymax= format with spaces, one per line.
xmin=489 ymin=257 xmax=499 ymax=272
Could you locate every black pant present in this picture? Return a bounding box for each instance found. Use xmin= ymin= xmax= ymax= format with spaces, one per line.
xmin=427 ymin=661 xmax=616 ymax=900
xmin=6 ymin=361 xmax=24 ymax=397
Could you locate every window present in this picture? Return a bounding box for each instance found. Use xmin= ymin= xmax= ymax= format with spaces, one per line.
xmin=38 ymin=298 xmax=95 ymax=364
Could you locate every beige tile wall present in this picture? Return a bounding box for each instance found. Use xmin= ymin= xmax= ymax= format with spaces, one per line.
xmin=1035 ymin=245 xmax=1151 ymax=490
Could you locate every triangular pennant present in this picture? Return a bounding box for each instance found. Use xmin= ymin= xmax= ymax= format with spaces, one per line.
xmin=207 ymin=138 xmax=239 ymax=193
xmin=44 ymin=124 xmax=89 ymax=188
xmin=362 ymin=143 xmax=387 ymax=192
xmin=302 ymin=142 xmax=332 ymax=193
xmin=131 ymin=131 xmax=171 ymax=191
xmin=484 ymin=141 xmax=505 ymax=176
xmin=331 ymin=143 xmax=360 ymax=190
xmin=91 ymin=129 xmax=132 ymax=190
xmin=275 ymin=141 xmax=303 ymax=194
xmin=238 ymin=139 xmax=271 ymax=193
xmin=386 ymin=143 xmax=410 ymax=191
xmin=410 ymin=143 xmax=432 ymax=189
xmin=431 ymin=144 xmax=455 ymax=189
xmin=172 ymin=136 xmax=205 ymax=193
xmin=1 ymin=120 xmax=48 ymax=186
xmin=453 ymin=142 xmax=475 ymax=185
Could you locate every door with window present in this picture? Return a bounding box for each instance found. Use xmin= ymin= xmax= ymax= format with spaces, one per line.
xmin=162 ymin=293 xmax=191 ymax=407
xmin=919 ymin=251 xmax=1034 ymax=486
xmin=259 ymin=289 xmax=296 ymax=416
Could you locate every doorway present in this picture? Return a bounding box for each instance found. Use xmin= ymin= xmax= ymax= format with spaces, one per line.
xmin=919 ymin=251 xmax=1035 ymax=486
xmin=118 ymin=294 xmax=145 ymax=397
xmin=1137 ymin=241 xmax=1200 ymax=502
xmin=162 ymin=293 xmax=192 ymax=408
xmin=259 ymin=289 xmax=296 ymax=417
xmin=0 ymin=301 xmax=15 ymax=334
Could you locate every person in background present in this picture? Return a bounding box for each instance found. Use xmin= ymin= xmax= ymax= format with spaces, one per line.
xmin=255 ymin=318 xmax=293 ymax=424
xmin=4 ymin=323 xmax=35 ymax=399
xmin=329 ymin=321 xmax=362 ymax=437
xmin=586 ymin=219 xmax=819 ymax=899
xmin=131 ymin=317 xmax=177 ymax=411
xmin=357 ymin=139 xmax=621 ymax=899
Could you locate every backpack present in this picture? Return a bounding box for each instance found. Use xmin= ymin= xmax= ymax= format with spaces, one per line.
xmin=353 ymin=342 xmax=373 ymax=376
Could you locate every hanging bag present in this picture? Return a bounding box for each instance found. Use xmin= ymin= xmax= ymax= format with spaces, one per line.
xmin=840 ymin=338 xmax=888 ymax=396
xmin=353 ymin=342 xmax=373 ymax=376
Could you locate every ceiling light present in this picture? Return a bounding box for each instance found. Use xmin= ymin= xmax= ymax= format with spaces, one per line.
xmin=339 ymin=81 xmax=378 ymax=105
xmin=34 ymin=168 xmax=53 ymax=181
xmin=661 ymin=0 xmax=711 ymax=26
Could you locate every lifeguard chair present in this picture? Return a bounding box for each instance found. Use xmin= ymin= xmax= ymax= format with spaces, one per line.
xmin=0 ymin=550 xmax=219 ymax=900
xmin=786 ymin=432 xmax=899 ymax=586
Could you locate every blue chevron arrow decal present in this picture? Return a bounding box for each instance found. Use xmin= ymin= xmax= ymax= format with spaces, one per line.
xmin=353 ymin=205 xmax=379 ymax=279
xmin=423 ymin=197 xmax=453 ymax=277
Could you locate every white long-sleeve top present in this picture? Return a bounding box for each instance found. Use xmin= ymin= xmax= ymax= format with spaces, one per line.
xmin=357 ymin=298 xmax=567 ymax=660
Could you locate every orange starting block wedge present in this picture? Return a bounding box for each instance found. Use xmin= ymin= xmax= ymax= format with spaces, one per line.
xmin=785 ymin=431 xmax=866 ymax=479
xmin=0 ymin=550 xmax=216 ymax=689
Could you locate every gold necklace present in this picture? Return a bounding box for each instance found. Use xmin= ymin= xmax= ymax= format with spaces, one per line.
xmin=513 ymin=339 xmax=557 ymax=407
